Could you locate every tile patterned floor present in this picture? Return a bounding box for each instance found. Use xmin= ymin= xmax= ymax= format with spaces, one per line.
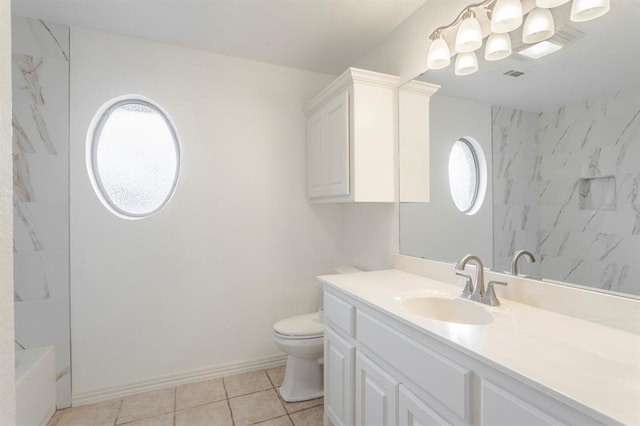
xmin=48 ymin=366 xmax=323 ymax=426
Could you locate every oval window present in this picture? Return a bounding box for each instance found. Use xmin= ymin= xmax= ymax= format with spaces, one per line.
xmin=87 ymin=96 xmax=180 ymax=218
xmin=448 ymin=138 xmax=485 ymax=214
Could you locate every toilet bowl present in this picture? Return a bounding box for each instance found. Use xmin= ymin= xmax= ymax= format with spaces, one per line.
xmin=273 ymin=266 xmax=363 ymax=402
xmin=273 ymin=312 xmax=324 ymax=402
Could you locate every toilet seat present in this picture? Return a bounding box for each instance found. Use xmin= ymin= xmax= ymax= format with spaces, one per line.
xmin=273 ymin=312 xmax=323 ymax=339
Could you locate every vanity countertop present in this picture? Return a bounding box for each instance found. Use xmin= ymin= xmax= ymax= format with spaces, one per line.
xmin=319 ymin=269 xmax=640 ymax=425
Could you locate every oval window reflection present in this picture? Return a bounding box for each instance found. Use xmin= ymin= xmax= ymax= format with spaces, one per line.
xmin=448 ymin=138 xmax=480 ymax=214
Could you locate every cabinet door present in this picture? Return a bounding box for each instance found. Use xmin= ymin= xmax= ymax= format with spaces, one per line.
xmin=307 ymin=110 xmax=325 ymax=198
xmin=399 ymin=385 xmax=451 ymax=426
xmin=324 ymin=90 xmax=350 ymax=197
xmin=481 ymin=381 xmax=563 ymax=426
xmin=356 ymin=352 xmax=398 ymax=426
xmin=325 ymin=327 xmax=355 ymax=426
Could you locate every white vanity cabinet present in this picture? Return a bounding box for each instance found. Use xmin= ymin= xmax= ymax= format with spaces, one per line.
xmin=355 ymin=352 xmax=399 ymax=426
xmin=323 ymin=286 xmax=619 ymax=426
xmin=399 ymin=385 xmax=451 ymax=426
xmin=325 ymin=326 xmax=355 ymax=426
xmin=304 ymin=68 xmax=397 ymax=203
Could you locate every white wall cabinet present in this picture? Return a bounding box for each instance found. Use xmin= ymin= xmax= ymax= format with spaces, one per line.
xmin=307 ymin=91 xmax=350 ymax=198
xmin=398 ymin=80 xmax=440 ymax=203
xmin=323 ymin=286 xmax=617 ymax=426
xmin=305 ymin=68 xmax=398 ymax=202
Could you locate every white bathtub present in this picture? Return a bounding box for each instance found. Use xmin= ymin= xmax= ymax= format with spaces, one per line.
xmin=15 ymin=346 xmax=56 ymax=426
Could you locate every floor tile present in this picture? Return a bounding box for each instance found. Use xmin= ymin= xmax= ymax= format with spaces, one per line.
xmin=176 ymin=378 xmax=226 ymax=410
xmin=279 ymin=395 xmax=323 ymax=414
xmin=47 ymin=408 xmax=69 ymax=426
xmin=123 ymin=413 xmax=174 ymax=426
xmin=224 ymin=370 xmax=272 ymax=398
xmin=289 ymin=406 xmax=323 ymax=426
xmin=117 ymin=388 xmax=175 ymax=424
xmin=255 ymin=416 xmax=293 ymax=426
xmin=175 ymin=400 xmax=232 ymax=426
xmin=229 ymin=388 xmax=287 ymax=426
xmin=55 ymin=399 xmax=121 ymax=426
xmin=266 ymin=365 xmax=286 ymax=388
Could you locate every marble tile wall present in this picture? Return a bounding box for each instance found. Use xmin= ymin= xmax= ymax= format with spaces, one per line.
xmin=12 ymin=16 xmax=71 ymax=407
xmin=493 ymin=87 xmax=640 ymax=295
xmin=492 ymin=107 xmax=541 ymax=277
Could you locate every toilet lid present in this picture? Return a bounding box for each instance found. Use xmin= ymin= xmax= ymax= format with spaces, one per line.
xmin=274 ymin=312 xmax=324 ymax=337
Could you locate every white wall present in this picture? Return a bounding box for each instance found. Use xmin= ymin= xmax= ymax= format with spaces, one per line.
xmin=400 ymin=95 xmax=493 ymax=264
xmin=341 ymin=203 xmax=397 ymax=270
xmin=70 ymin=28 xmax=346 ymax=399
xmin=0 ymin=0 xmax=16 ymax=423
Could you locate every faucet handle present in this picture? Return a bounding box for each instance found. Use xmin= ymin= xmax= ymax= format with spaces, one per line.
xmin=481 ymin=281 xmax=508 ymax=306
xmin=455 ymin=270 xmax=473 ymax=299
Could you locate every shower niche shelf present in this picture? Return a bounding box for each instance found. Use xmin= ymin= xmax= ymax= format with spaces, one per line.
xmin=579 ymin=176 xmax=616 ymax=211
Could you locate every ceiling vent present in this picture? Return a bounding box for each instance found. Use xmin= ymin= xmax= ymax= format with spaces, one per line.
xmin=503 ymin=70 xmax=525 ymax=77
xmin=513 ymin=24 xmax=584 ymax=53
xmin=549 ymin=25 xmax=584 ymax=46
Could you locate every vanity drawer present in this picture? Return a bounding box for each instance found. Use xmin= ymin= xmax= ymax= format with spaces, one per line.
xmin=357 ymin=310 xmax=471 ymax=420
xmin=324 ymin=291 xmax=355 ymax=337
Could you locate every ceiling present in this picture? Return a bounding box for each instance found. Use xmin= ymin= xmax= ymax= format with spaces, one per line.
xmin=11 ymin=0 xmax=427 ymax=75
xmin=417 ymin=0 xmax=640 ymax=112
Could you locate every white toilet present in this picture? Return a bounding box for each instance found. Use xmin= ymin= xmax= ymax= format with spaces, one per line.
xmin=273 ymin=266 xmax=362 ymax=402
xmin=273 ymin=311 xmax=324 ymax=402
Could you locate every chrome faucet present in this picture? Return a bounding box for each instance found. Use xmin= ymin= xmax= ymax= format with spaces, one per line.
xmin=455 ymin=254 xmax=485 ymax=302
xmin=456 ymin=254 xmax=509 ymax=306
xmin=482 ymin=280 xmax=508 ymax=306
xmin=511 ymin=250 xmax=536 ymax=276
xmin=455 ymin=269 xmax=474 ymax=298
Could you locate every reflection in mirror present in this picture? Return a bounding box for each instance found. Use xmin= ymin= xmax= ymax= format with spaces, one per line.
xmin=399 ymin=0 xmax=640 ymax=298
xmin=449 ymin=139 xmax=479 ymax=213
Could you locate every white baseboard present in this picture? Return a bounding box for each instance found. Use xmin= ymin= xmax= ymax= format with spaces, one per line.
xmin=72 ymin=353 xmax=287 ymax=406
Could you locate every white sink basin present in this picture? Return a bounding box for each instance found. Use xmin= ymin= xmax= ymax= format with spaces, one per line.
xmin=401 ymin=296 xmax=494 ymax=325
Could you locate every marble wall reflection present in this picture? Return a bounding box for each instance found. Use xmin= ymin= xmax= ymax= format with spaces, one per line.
xmin=492 ymin=108 xmax=540 ymax=278
xmin=494 ymin=87 xmax=640 ymax=296
xmin=12 ymin=16 xmax=71 ymax=407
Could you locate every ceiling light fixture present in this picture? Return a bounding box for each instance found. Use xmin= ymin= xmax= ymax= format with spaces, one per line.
xmin=536 ymin=0 xmax=570 ymax=7
xmin=523 ymin=7 xmax=555 ymax=43
xmin=570 ymin=0 xmax=610 ymax=22
xmin=455 ymin=51 xmax=479 ymax=76
xmin=425 ymin=0 xmax=609 ymax=76
xmin=455 ymin=10 xmax=483 ymax=53
xmin=491 ymin=0 xmax=524 ymax=33
xmin=427 ymin=32 xmax=451 ymax=69
xmin=485 ymin=32 xmax=512 ymax=61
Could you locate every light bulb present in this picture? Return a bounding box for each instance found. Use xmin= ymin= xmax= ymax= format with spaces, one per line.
xmin=491 ymin=0 xmax=523 ymax=33
xmin=455 ymin=52 xmax=479 ymax=76
xmin=427 ymin=34 xmax=451 ymax=70
xmin=485 ymin=33 xmax=512 ymax=61
xmin=571 ymin=0 xmax=610 ymax=22
xmin=536 ymin=0 xmax=570 ymax=7
xmin=455 ymin=11 xmax=483 ymax=53
xmin=523 ymin=7 xmax=555 ymax=44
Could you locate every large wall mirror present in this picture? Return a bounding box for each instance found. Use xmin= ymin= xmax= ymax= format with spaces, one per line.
xmin=399 ymin=0 xmax=640 ymax=298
